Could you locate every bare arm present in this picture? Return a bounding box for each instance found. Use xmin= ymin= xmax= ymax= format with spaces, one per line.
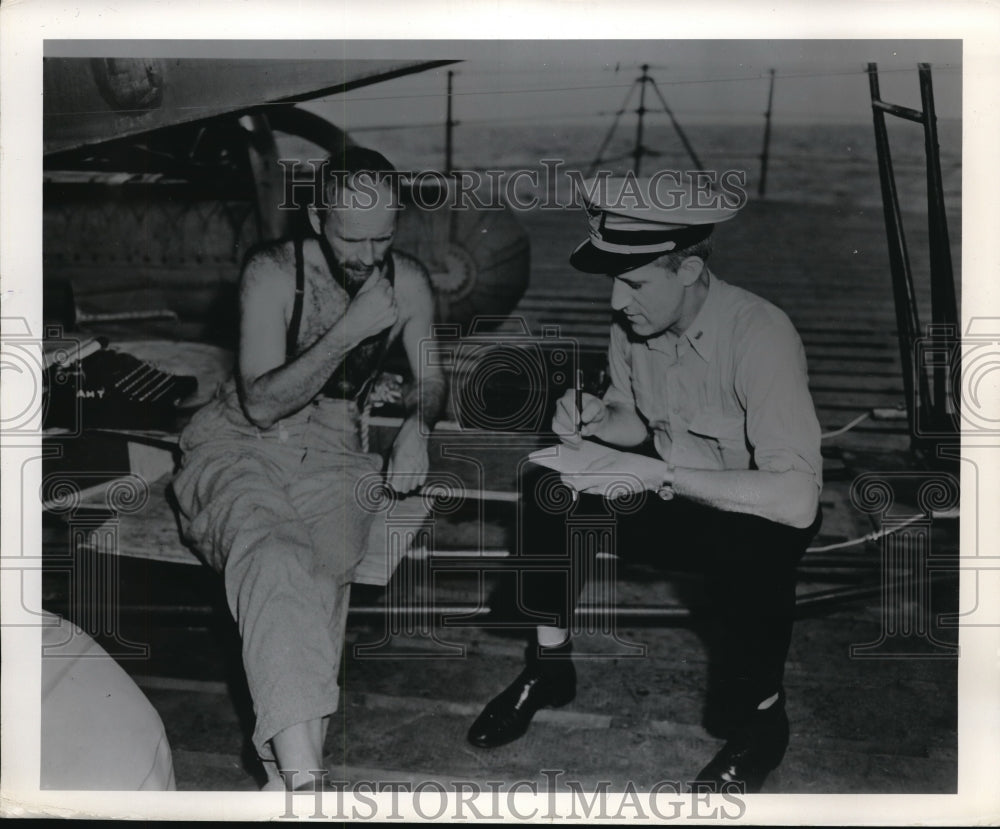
xmin=398 ymin=263 xmax=447 ymax=428
xmin=566 ymin=454 xmax=819 ymax=529
xmin=671 ymin=466 xmax=819 ymax=528
xmin=385 ymin=259 xmax=446 ymax=492
xmin=237 ymin=249 xmax=397 ymax=429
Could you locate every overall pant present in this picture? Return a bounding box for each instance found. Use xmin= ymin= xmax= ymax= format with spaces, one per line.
xmin=172 ymin=380 xmax=382 ymax=760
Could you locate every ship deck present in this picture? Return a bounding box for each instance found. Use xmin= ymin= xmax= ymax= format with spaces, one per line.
xmin=41 ymin=198 xmax=961 ymax=794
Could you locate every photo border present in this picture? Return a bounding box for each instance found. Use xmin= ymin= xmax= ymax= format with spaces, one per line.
xmin=2 ymin=1 xmax=998 ymax=822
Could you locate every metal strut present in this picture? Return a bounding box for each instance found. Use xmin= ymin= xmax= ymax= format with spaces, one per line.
xmin=587 ymin=64 xmax=704 ymax=177
xmin=867 ymin=62 xmax=959 ymax=457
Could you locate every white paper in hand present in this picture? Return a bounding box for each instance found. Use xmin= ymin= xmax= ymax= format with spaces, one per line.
xmin=527 ymin=441 xmax=626 ymax=474
xmin=528 ymin=442 xmax=648 ymax=498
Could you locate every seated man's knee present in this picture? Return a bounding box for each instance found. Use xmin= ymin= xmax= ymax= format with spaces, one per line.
xmin=225 ymin=530 xmax=314 ymax=597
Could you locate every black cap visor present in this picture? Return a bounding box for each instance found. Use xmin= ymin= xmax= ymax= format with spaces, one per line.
xmin=569 ymin=239 xmax=671 ymax=275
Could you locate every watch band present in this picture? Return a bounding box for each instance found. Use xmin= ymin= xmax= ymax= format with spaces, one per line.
xmin=656 ymin=464 xmax=676 ymax=501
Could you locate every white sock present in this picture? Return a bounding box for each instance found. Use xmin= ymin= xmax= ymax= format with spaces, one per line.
xmin=757 ymin=692 xmax=780 ymax=711
xmin=537 ymin=626 xmax=569 ymax=648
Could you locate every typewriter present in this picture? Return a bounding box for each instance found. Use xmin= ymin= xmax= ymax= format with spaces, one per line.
xmin=44 ymin=338 xmax=198 ymax=433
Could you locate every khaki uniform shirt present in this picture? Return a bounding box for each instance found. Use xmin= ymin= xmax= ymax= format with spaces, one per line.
xmin=605 ymin=272 xmax=823 ymax=490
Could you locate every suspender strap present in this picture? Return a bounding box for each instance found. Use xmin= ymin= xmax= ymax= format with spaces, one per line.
xmin=286 ymin=235 xmax=306 ymax=356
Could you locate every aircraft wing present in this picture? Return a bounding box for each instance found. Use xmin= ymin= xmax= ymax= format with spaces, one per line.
xmin=44 ymin=58 xmax=456 ymax=155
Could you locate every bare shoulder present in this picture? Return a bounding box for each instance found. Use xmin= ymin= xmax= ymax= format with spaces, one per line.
xmin=392 ymin=250 xmax=435 ymax=316
xmin=240 ymin=240 xmax=296 ymax=306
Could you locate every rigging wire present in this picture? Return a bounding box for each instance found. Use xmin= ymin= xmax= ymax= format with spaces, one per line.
xmin=646 ymin=75 xmax=704 ymax=169
xmin=53 ymin=64 xmax=961 ymax=121
xmin=317 ymin=64 xmax=960 ymax=106
xmin=805 ymin=513 xmax=931 ymax=553
xmin=330 ymin=56 xmax=957 ymax=561
xmin=820 ymin=411 xmax=872 ymax=440
xmin=586 ymin=83 xmax=639 ymax=177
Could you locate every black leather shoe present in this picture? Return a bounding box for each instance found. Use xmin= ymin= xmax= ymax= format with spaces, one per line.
xmin=467 ymin=642 xmax=576 ymax=748
xmin=692 ymin=694 xmax=790 ymax=794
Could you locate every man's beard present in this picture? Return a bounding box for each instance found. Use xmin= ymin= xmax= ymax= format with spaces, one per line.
xmin=339 ymin=260 xmax=383 ymax=297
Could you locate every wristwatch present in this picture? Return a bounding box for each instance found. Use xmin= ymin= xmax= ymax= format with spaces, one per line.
xmin=656 ymin=464 xmax=676 ymax=501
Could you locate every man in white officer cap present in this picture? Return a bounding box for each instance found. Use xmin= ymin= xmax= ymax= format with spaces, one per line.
xmin=467 ymin=172 xmax=823 ymax=793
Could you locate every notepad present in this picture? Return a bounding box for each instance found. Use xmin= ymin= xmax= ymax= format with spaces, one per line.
xmin=527 ymin=441 xmax=654 ymax=499
xmin=527 ymin=440 xmax=628 ymax=474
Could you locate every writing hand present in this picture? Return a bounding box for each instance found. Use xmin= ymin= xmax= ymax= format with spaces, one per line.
xmin=552 ymin=390 xmax=608 ymax=444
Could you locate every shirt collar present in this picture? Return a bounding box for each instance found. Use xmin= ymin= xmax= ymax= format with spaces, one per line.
xmin=646 ymin=270 xmax=721 ymax=361
xmin=681 ymin=269 xmax=720 ymax=362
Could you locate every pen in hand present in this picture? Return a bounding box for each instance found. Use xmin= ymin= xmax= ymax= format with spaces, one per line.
xmin=575 ymin=369 xmax=584 ymax=439
xmin=571 ymin=369 xmax=584 ymax=503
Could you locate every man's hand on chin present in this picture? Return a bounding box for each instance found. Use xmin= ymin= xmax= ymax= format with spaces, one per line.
xmin=386 ymin=417 xmax=430 ymax=495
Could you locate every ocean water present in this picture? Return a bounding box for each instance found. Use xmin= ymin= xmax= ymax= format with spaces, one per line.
xmin=324 ymin=118 xmax=962 ymax=218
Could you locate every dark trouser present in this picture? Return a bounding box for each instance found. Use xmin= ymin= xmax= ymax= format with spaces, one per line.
xmin=515 ymin=469 xmax=821 ymax=730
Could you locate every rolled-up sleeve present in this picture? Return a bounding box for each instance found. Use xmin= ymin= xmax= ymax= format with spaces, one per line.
xmin=735 ymin=306 xmax=823 ymax=489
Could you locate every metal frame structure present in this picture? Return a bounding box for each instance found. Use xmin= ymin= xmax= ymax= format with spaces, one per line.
xmin=867 ymin=62 xmax=959 ymax=455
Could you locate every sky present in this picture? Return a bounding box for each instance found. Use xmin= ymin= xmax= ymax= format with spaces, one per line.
xmin=301 ymin=40 xmax=963 ymax=130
